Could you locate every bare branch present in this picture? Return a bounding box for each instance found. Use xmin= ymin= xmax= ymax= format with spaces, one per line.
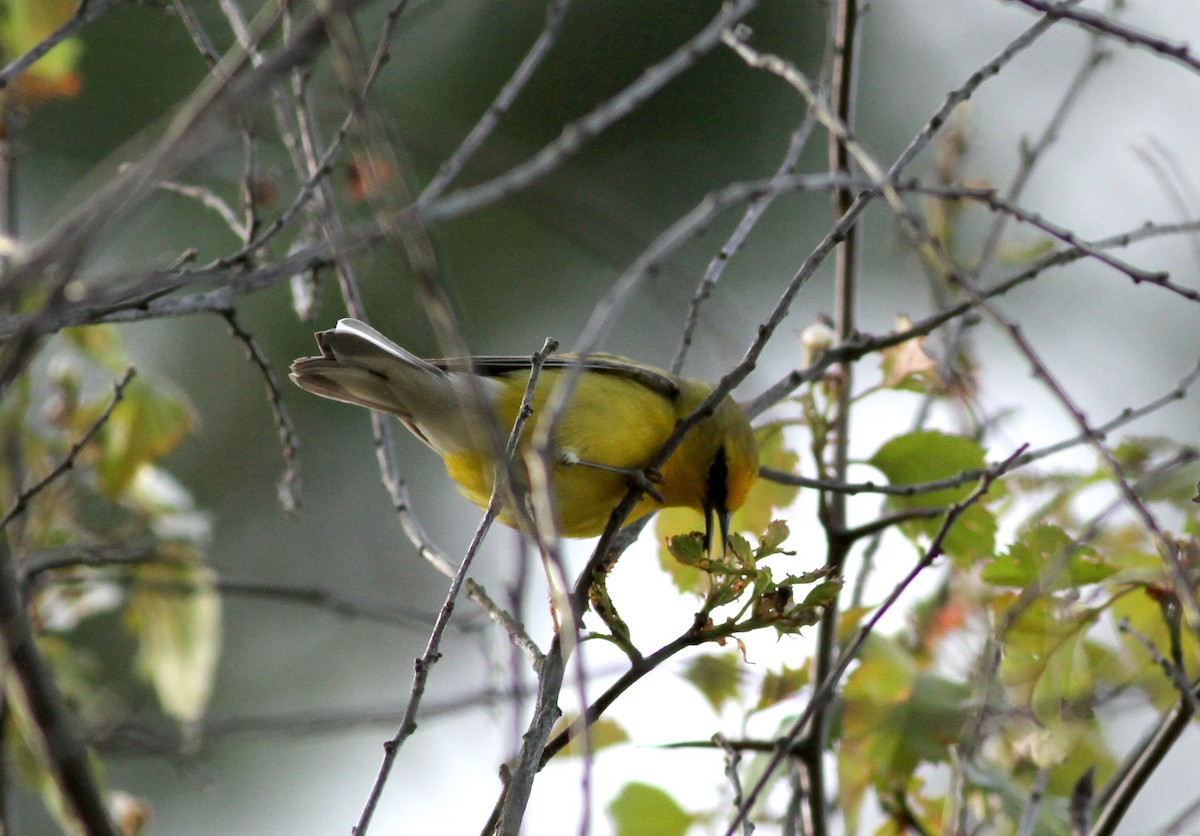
xmin=1001 ymin=0 xmax=1200 ymax=75
xmin=0 ymin=368 xmax=136 ymax=534
xmin=726 ymin=446 xmax=1027 ymax=835
xmin=220 ymin=310 xmax=303 ymax=513
xmin=419 ymin=0 xmax=761 ymax=224
xmin=0 ymin=536 xmax=118 ymax=835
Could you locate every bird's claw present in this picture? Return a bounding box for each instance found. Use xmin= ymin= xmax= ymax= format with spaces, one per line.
xmin=559 ymin=452 xmax=665 ymax=502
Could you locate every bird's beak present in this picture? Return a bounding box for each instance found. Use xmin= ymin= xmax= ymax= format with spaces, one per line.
xmin=704 ymin=503 xmax=732 ymax=559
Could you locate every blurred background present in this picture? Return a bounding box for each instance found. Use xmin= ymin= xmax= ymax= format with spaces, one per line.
xmin=6 ymin=0 xmax=1200 ymax=832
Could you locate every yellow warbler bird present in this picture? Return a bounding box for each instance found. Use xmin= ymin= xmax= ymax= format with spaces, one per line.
xmin=290 ymin=319 xmax=758 ymax=549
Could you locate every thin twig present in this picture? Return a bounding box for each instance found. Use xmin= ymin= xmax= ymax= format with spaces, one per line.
xmin=725 ymin=447 xmax=1027 ymax=835
xmin=465 ymin=579 xmax=544 ymax=671
xmin=420 ymin=0 xmax=761 ymax=225
xmin=0 ymin=0 xmax=125 ymax=91
xmin=417 ymin=0 xmax=576 ymax=207
xmin=357 ymin=338 xmax=557 ymax=835
xmin=1001 ymin=0 xmax=1200 ymax=75
xmin=671 ymin=120 xmax=818 ymax=375
xmin=0 ymin=368 xmax=136 ymax=534
xmin=0 ymin=537 xmax=119 ymax=835
xmin=220 ymin=310 xmax=302 ymax=512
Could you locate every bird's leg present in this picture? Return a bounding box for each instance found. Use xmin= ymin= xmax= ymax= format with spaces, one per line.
xmin=558 ymin=450 xmax=665 ymax=503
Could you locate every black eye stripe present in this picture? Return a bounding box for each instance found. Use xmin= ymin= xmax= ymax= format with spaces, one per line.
xmin=706 ymin=446 xmax=728 ymax=512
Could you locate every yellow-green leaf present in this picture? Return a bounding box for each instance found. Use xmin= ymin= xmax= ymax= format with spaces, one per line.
xmin=983 ymin=524 xmax=1115 ymax=590
xmin=839 ymin=635 xmax=969 ymax=828
xmin=555 ymin=716 xmax=630 ymax=757
xmin=656 ymin=507 xmax=707 ymax=595
xmin=733 ymin=421 xmax=801 ymax=533
xmin=92 ymin=379 xmax=195 ymax=497
xmin=869 ymin=430 xmax=997 ymax=566
xmin=608 ymin=783 xmax=692 ymax=836
xmin=125 ymin=561 xmax=222 ymax=733
xmin=0 ymin=0 xmax=83 ymax=99
xmin=682 ymin=652 xmax=742 ymax=713
xmin=996 ymin=596 xmax=1097 ymax=726
xmin=62 ymin=325 xmax=128 ymax=374
xmin=753 ymin=662 xmax=809 ymax=712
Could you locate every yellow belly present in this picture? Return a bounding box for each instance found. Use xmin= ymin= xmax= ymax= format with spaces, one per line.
xmin=442 ymin=368 xmax=678 ymax=537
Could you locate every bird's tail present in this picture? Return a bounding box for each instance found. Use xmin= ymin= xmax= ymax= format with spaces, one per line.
xmin=291 ymin=319 xmax=431 ymax=416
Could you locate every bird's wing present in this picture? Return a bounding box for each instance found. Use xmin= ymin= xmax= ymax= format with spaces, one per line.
xmin=426 ymin=353 xmax=682 ymax=402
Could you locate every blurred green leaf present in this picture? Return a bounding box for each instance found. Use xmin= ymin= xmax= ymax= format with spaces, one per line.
xmin=1111 ymin=584 xmax=1200 ymax=707
xmin=125 ymin=559 xmax=222 ymax=734
xmin=0 ymin=0 xmax=83 ymax=99
xmin=753 ymin=662 xmax=809 ymax=712
xmin=556 ymin=716 xmax=630 ymax=757
xmin=92 ymin=378 xmax=195 ymax=498
xmin=62 ymin=325 xmax=128 ymax=374
xmin=683 ymin=652 xmax=743 ymax=713
xmin=869 ymin=430 xmax=996 ymax=565
xmin=996 ymin=597 xmax=1097 ymax=727
xmin=733 ymin=422 xmax=800 ymax=533
xmin=838 ymin=635 xmax=969 ymax=828
xmin=608 ymin=782 xmax=692 ymax=836
xmin=983 ymin=524 xmax=1116 ymax=590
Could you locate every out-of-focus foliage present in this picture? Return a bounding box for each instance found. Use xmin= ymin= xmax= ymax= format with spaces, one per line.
xmin=0 ymin=0 xmax=83 ymax=100
xmin=2 ymin=326 xmax=220 ymax=830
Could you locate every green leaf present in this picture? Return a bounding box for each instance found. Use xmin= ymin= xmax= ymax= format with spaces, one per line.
xmin=758 ymin=519 xmax=791 ymax=555
xmin=800 ymin=580 xmax=843 ymax=609
xmin=93 ymin=378 xmax=196 ymax=497
xmin=656 ymin=508 xmax=708 ymax=595
xmin=682 ymin=652 xmax=743 ymax=713
xmin=62 ymin=324 xmax=128 ymax=373
xmin=608 ymin=783 xmax=692 ymax=836
xmin=125 ymin=560 xmax=222 ymax=734
xmin=733 ymin=422 xmax=801 ymax=533
xmin=0 ymin=0 xmax=83 ymax=99
xmin=983 ymin=524 xmax=1116 ymax=590
xmin=869 ymin=430 xmax=997 ymax=565
xmin=996 ymin=596 xmax=1097 ymax=726
xmin=838 ymin=635 xmax=969 ymax=828
xmin=753 ymin=662 xmax=810 ymax=712
xmin=1111 ymin=584 xmax=1200 ymax=707
xmin=556 ymin=716 xmax=630 ymax=757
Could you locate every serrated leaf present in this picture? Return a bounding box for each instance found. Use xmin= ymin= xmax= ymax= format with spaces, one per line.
xmin=125 ymin=561 xmax=222 ymax=732
xmin=758 ymin=519 xmax=790 ymax=555
xmin=656 ymin=508 xmax=708 ymax=595
xmin=608 ymin=782 xmax=692 ymax=836
xmin=996 ymin=596 xmax=1097 ymax=726
xmin=754 ymin=662 xmax=809 ymax=712
xmin=983 ymin=524 xmax=1115 ymax=590
xmin=801 ymin=580 xmax=843 ymax=609
xmin=683 ymin=652 xmax=742 ymax=713
xmin=869 ymin=430 xmax=997 ymax=565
